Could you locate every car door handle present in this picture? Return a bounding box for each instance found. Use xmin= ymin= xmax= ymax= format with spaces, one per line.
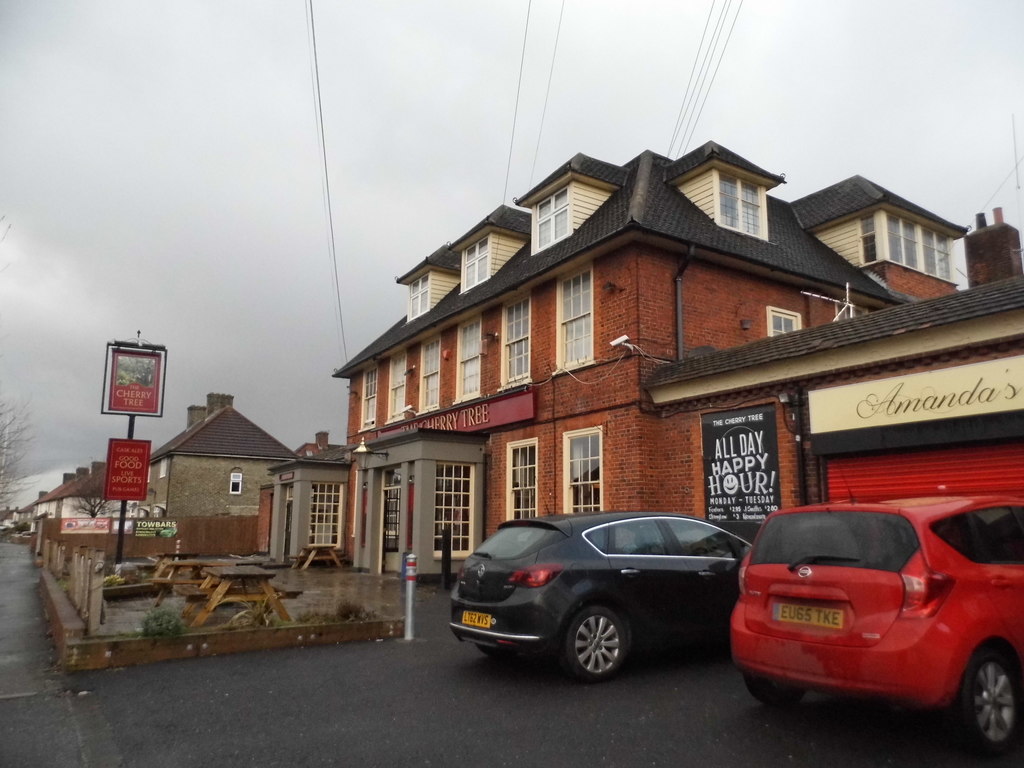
xmin=991 ymin=577 xmax=1013 ymax=589
xmin=620 ymin=568 xmax=641 ymax=577
xmin=698 ymin=570 xmax=715 ymax=578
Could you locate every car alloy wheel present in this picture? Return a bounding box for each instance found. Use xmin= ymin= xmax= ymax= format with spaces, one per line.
xmin=952 ymin=649 xmax=1021 ymax=755
xmin=561 ymin=605 xmax=628 ymax=683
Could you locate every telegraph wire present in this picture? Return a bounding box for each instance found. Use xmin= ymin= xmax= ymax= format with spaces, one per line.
xmin=306 ymin=0 xmax=348 ymax=364
xmin=503 ymin=0 xmax=533 ymax=204
xmin=529 ymin=0 xmax=567 ymax=188
xmin=667 ymin=2 xmax=716 ymax=157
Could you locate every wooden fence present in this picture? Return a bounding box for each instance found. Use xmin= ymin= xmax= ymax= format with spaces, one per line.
xmin=39 ymin=515 xmax=262 ymax=559
xmin=42 ymin=541 xmax=105 ymax=635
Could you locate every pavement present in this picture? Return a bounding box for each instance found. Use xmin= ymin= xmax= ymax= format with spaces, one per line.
xmin=0 ymin=541 xmax=85 ymax=766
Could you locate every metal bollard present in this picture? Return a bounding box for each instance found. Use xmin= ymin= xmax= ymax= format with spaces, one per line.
xmin=404 ymin=552 xmax=417 ymax=640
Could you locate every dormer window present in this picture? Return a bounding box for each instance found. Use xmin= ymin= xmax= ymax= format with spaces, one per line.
xmin=719 ymin=174 xmax=764 ymax=237
xmin=462 ymin=237 xmax=489 ymax=291
xmin=408 ymin=275 xmax=429 ymax=320
xmin=537 ymin=188 xmax=569 ymax=249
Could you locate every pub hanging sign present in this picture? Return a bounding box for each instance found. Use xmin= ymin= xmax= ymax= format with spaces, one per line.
xmin=701 ymin=404 xmax=781 ymax=524
xmin=101 ymin=341 xmax=167 ymax=417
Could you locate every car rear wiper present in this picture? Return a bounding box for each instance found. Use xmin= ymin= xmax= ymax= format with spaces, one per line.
xmin=788 ymin=554 xmax=861 ymax=571
xmin=473 ymin=551 xmax=493 ymax=559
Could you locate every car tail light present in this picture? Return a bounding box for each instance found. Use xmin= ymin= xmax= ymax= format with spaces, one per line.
xmin=508 ymin=563 xmax=563 ymax=588
xmin=738 ymin=563 xmax=748 ymax=595
xmin=899 ymin=551 xmax=954 ymax=618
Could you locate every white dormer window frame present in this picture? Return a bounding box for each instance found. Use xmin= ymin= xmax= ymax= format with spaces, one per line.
xmin=716 ymin=171 xmax=768 ymax=239
xmin=408 ymin=274 xmax=430 ymax=320
xmin=536 ymin=187 xmax=570 ymax=250
xmin=462 ymin=237 xmax=490 ymax=292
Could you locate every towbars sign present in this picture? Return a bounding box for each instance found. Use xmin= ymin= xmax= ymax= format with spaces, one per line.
xmin=701 ymin=405 xmax=781 ymax=524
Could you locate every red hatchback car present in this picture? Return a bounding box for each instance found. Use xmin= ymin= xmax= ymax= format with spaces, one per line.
xmin=731 ymin=496 xmax=1024 ymax=755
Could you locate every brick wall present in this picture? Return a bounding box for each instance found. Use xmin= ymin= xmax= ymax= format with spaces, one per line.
xmin=164 ymin=455 xmax=277 ymax=517
xmin=862 ymin=261 xmax=957 ymax=300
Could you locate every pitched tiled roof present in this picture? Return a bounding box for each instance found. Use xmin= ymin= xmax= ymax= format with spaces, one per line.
xmin=336 ymin=143 xmax=942 ymax=378
xmin=34 ymin=467 xmax=105 ymax=505
xmin=645 ymin=276 xmax=1024 ymax=389
xmin=517 ymin=152 xmax=630 ymax=204
xmin=150 ymin=406 xmax=296 ymax=461
xmin=663 ymin=140 xmax=786 ymax=185
xmin=791 ymin=175 xmax=967 ymax=233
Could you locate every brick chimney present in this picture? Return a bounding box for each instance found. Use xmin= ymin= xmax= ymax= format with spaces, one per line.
xmin=62 ymin=473 xmax=75 ymax=484
xmin=76 ymin=466 xmax=88 ymax=478
xmin=91 ymin=461 xmax=105 ymax=477
xmin=965 ymin=207 xmax=1022 ymax=287
xmin=187 ymin=404 xmax=207 ymax=428
xmin=316 ymin=431 xmax=330 ymax=452
xmin=206 ymin=393 xmax=235 ymax=413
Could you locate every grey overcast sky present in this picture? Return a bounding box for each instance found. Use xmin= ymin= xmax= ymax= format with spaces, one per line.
xmin=2 ymin=1 xmax=1023 ymax=507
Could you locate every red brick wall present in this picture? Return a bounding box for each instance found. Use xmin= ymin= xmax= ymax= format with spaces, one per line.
xmin=862 ymin=261 xmax=956 ymax=300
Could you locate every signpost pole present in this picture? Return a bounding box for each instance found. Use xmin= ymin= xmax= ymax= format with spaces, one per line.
xmin=114 ymin=415 xmax=136 ymax=565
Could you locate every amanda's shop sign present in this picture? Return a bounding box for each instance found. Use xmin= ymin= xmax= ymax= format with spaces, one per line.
xmin=809 ymin=355 xmax=1024 ymax=434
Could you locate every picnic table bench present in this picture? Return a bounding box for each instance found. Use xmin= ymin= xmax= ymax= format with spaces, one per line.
xmin=290 ymin=544 xmax=343 ymax=570
xmin=178 ymin=565 xmax=294 ymax=628
xmin=149 ymin=559 xmax=236 ymax=606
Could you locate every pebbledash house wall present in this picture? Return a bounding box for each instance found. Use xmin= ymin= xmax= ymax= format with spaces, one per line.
xmin=154 ymin=455 xmax=271 ymax=517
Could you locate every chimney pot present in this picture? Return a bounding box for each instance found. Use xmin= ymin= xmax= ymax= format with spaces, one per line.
xmin=976 ymin=212 xmax=988 ymax=229
xmin=994 ymin=207 xmax=1004 ymax=225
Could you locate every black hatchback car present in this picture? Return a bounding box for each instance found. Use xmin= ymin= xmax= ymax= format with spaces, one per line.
xmin=450 ymin=511 xmax=749 ymax=682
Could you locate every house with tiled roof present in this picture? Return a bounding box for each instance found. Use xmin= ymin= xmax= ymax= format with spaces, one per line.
xmin=32 ymin=462 xmax=116 ymax=521
xmin=147 ymin=393 xmax=295 ymax=518
xmin=329 ymin=140 xmax=1007 ymax=576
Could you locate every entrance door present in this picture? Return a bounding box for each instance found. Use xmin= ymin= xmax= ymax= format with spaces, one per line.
xmin=381 ymin=469 xmax=402 ymax=573
xmin=283 ymin=485 xmax=294 ymax=560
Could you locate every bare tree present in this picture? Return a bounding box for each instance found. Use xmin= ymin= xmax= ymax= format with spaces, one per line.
xmin=0 ymin=393 xmax=31 ymax=509
xmin=70 ymin=470 xmax=115 ymax=518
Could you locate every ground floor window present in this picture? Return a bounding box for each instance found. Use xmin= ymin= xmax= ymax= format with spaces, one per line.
xmin=508 ymin=440 xmax=538 ymax=519
xmin=565 ymin=428 xmax=601 ymax=514
xmin=435 ymin=463 xmax=471 ymax=554
xmin=309 ymin=482 xmax=342 ymax=546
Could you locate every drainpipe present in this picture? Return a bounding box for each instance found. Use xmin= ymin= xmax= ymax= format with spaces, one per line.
xmin=675 ymin=244 xmax=695 ymax=360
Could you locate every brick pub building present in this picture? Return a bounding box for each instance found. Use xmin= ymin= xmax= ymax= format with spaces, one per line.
xmin=328 ymin=142 xmax=1023 ymax=575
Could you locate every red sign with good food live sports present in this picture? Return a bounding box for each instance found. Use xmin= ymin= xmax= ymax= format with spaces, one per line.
xmin=106 ymin=348 xmax=163 ymax=415
xmin=104 ymin=439 xmax=151 ymax=500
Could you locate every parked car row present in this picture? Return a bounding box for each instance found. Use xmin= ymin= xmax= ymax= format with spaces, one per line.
xmin=450 ymin=497 xmax=1024 ymax=756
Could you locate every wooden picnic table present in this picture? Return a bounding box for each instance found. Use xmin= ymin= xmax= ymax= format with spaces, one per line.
xmin=148 ymin=559 xmax=236 ymax=606
xmin=290 ymin=543 xmax=343 ymax=570
xmin=178 ymin=565 xmax=292 ymax=628
xmin=150 ymin=553 xmax=201 ymax=579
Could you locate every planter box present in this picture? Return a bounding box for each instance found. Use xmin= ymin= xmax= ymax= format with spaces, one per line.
xmin=40 ymin=569 xmax=403 ymax=672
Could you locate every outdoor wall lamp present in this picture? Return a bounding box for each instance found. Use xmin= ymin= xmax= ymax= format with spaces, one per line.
xmin=353 ymin=438 xmax=389 ymax=464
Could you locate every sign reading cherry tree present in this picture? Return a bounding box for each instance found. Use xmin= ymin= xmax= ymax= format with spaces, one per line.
xmin=102 ymin=344 xmax=167 ymax=417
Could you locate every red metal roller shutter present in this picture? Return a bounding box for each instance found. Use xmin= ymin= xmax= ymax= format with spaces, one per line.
xmin=827 ymin=443 xmax=1024 ymax=502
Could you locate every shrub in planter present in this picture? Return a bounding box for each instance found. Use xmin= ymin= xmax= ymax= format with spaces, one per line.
xmin=141 ymin=606 xmax=186 ymax=638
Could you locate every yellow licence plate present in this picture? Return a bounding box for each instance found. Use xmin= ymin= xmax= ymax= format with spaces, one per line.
xmin=773 ymin=602 xmax=844 ymax=630
xmin=462 ymin=610 xmax=493 ymax=629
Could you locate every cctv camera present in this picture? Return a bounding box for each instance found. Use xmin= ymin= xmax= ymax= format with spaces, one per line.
xmin=609 ymin=335 xmax=630 ymax=347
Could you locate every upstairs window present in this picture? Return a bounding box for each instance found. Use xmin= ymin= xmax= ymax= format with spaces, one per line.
xmin=362 ymin=368 xmax=377 ymax=427
xmin=459 ymin=319 xmax=482 ymax=399
xmin=229 ymin=470 xmax=243 ymax=495
xmin=389 ymin=353 xmax=406 ymax=419
xmin=887 ymin=215 xmax=919 ymax=269
xmin=420 ymin=339 xmax=440 ymax=412
xmin=409 ymin=275 xmax=429 ymax=320
xmin=768 ymin=307 xmax=802 ymax=336
xmin=561 ymin=270 xmax=592 ymax=367
xmin=463 ymin=237 xmax=489 ymax=291
xmin=537 ymin=188 xmax=569 ymax=249
xmin=861 ymin=216 xmax=876 ymax=262
xmin=504 ymin=299 xmax=531 ymax=384
xmin=720 ymin=175 xmax=763 ymax=237
xmin=922 ymin=230 xmax=952 ymax=280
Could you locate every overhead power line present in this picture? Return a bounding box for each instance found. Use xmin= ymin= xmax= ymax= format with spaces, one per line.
xmin=306 ymin=0 xmax=348 ymax=364
xmin=529 ymin=0 xmax=567 ymax=188
xmin=503 ymin=0 xmax=533 ymax=204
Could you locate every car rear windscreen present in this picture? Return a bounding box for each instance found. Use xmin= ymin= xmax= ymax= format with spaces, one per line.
xmin=475 ymin=525 xmax=564 ymax=559
xmin=751 ymin=511 xmax=918 ymax=572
